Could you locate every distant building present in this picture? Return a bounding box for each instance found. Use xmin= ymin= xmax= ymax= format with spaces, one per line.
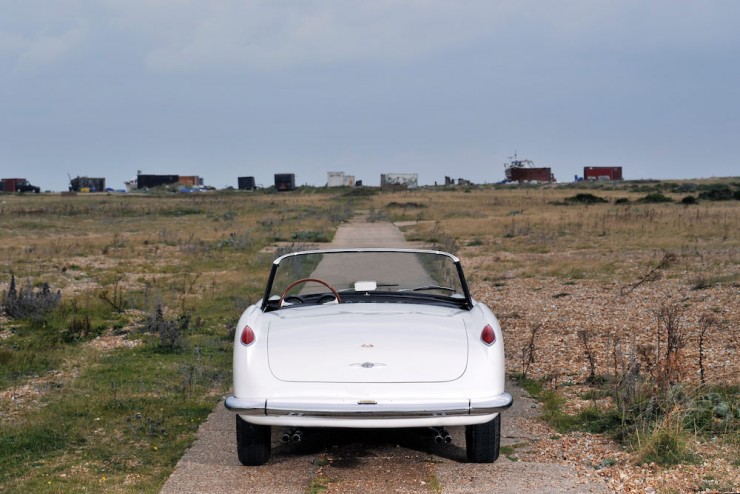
xmin=274 ymin=173 xmax=296 ymax=191
xmin=69 ymin=176 xmax=105 ymax=192
xmin=584 ymin=166 xmax=623 ymax=181
xmin=444 ymin=176 xmax=472 ymax=186
xmin=238 ymin=176 xmax=256 ymax=190
xmin=380 ymin=173 xmax=418 ymax=191
xmin=136 ymin=174 xmax=180 ymax=189
xmin=327 ymin=171 xmax=355 ymax=187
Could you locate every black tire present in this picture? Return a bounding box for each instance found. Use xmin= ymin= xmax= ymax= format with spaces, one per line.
xmin=465 ymin=414 xmax=501 ymax=463
xmin=236 ymin=415 xmax=271 ymax=466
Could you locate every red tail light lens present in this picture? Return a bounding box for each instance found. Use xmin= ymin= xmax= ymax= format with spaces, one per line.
xmin=240 ymin=325 xmax=255 ymax=346
xmin=481 ymin=324 xmax=495 ymax=345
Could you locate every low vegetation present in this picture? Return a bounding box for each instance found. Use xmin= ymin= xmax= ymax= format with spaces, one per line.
xmin=366 ymin=180 xmax=738 ymax=489
xmin=0 ymin=190 xmax=355 ymax=492
xmin=1 ymin=179 xmax=737 ymax=492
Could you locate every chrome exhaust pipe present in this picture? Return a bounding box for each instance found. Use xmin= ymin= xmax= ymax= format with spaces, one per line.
xmin=281 ymin=428 xmax=304 ymax=443
xmin=430 ymin=427 xmax=452 ymax=445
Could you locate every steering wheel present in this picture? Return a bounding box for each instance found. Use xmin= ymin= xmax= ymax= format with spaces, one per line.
xmin=279 ymin=278 xmax=342 ymax=307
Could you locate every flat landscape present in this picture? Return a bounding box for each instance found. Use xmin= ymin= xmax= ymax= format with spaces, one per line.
xmin=1 ymin=180 xmax=738 ymax=493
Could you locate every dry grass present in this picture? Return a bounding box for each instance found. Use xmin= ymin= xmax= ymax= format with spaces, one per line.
xmin=0 ymin=182 xmax=737 ymax=492
xmin=369 ymin=181 xmax=739 ymax=492
xmin=370 ymin=185 xmax=739 ymax=284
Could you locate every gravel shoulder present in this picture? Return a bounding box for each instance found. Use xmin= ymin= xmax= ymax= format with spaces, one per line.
xmin=160 ymin=217 xmax=613 ymax=493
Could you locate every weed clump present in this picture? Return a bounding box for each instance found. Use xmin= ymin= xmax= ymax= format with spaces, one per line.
xmin=291 ymin=230 xmax=330 ymax=242
xmin=142 ymin=304 xmax=188 ymax=351
xmin=564 ymin=193 xmax=608 ymax=204
xmin=635 ymin=417 xmax=698 ymax=466
xmin=342 ymin=187 xmax=376 ymax=197
xmin=386 ymin=201 xmax=428 ymax=209
xmin=2 ymin=275 xmax=61 ymax=321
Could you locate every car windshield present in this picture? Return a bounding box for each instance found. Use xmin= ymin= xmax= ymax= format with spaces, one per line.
xmin=263 ymin=250 xmax=470 ymax=310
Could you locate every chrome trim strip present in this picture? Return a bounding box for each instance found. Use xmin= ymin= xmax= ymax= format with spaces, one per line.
xmin=267 ymin=400 xmax=471 ymax=418
xmin=273 ymin=248 xmax=460 ymax=265
xmin=470 ymin=392 xmax=514 ymax=414
xmin=224 ymin=393 xmax=513 ymax=418
xmin=224 ymin=396 xmax=266 ymax=415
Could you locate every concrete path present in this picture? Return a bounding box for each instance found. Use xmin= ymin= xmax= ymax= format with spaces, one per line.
xmin=160 ymin=218 xmax=612 ymax=494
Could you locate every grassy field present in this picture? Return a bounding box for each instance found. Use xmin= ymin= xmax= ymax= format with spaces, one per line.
xmin=1 ymin=180 xmax=738 ymax=492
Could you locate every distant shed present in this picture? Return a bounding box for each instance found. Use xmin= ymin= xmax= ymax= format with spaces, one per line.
xmin=274 ymin=173 xmax=296 ymax=191
xmin=584 ymin=166 xmax=622 ymax=181
xmin=381 ymin=173 xmax=418 ymax=191
xmin=327 ymin=171 xmax=355 ymax=187
xmin=137 ymin=174 xmax=179 ymax=189
xmin=69 ymin=176 xmax=105 ymax=192
xmin=238 ymin=176 xmax=256 ymax=190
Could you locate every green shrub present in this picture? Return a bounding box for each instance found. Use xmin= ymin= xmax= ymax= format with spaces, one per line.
xmin=638 ymin=193 xmax=673 ymax=203
xmin=564 ymin=193 xmax=608 ymax=204
xmin=698 ymin=185 xmax=734 ymax=201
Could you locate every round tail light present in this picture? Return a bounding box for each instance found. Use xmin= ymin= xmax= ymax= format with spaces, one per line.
xmin=481 ymin=324 xmax=495 ymax=345
xmin=240 ymin=325 xmax=255 ymax=346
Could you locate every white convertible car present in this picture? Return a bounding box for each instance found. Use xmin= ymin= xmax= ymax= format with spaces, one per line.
xmin=225 ymin=248 xmax=512 ymax=465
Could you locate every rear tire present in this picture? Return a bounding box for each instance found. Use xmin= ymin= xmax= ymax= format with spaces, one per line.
xmin=465 ymin=414 xmax=501 ymax=463
xmin=236 ymin=415 xmax=271 ymax=466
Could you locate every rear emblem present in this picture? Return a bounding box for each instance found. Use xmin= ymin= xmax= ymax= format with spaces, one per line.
xmin=361 ymin=344 xmax=374 ymax=348
xmin=350 ymin=362 xmax=386 ymax=368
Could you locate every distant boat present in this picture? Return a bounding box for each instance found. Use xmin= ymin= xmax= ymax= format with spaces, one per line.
xmin=124 ymin=170 xmax=142 ymax=192
xmin=124 ymin=176 xmax=137 ymax=192
xmin=503 ymin=153 xmax=535 ymax=181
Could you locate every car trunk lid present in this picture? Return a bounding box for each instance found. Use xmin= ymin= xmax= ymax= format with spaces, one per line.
xmin=267 ymin=307 xmax=468 ymax=383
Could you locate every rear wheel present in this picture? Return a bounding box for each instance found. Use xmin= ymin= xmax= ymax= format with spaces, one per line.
xmin=236 ymin=415 xmax=271 ymax=466
xmin=465 ymin=414 xmax=501 ymax=463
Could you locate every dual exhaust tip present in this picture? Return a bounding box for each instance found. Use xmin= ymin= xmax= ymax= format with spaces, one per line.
xmin=281 ymin=429 xmax=303 ymax=443
xmin=280 ymin=427 xmax=453 ymax=445
xmin=433 ymin=429 xmax=453 ymax=444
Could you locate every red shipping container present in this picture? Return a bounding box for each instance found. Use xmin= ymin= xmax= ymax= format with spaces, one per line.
xmin=584 ymin=167 xmax=623 ymax=181
xmin=508 ymin=168 xmax=553 ymax=183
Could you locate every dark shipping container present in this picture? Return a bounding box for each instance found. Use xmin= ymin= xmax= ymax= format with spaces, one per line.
xmin=238 ymin=176 xmax=256 ymax=190
xmin=137 ymin=174 xmax=180 ymax=189
xmin=274 ymin=173 xmax=296 ymax=191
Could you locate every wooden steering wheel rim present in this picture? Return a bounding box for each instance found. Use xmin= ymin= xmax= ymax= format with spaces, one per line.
xmin=279 ymin=277 xmax=341 ymax=306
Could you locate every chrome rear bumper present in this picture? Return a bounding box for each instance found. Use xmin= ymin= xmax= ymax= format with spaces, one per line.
xmin=224 ymin=392 xmax=512 ymax=419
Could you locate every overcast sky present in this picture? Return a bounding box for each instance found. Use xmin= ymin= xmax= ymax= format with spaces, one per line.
xmin=1 ymin=1 xmax=739 ymax=191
